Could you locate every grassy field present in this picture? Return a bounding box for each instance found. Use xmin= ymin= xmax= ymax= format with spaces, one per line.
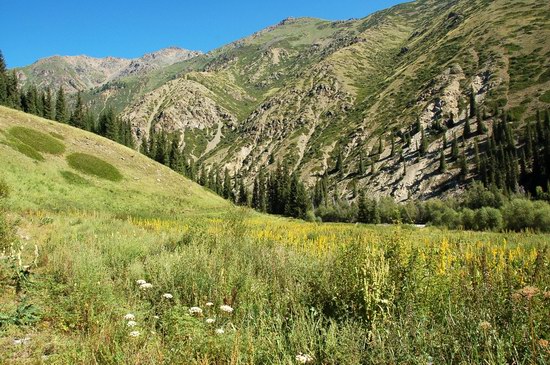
xmin=1 ymin=107 xmax=549 ymax=364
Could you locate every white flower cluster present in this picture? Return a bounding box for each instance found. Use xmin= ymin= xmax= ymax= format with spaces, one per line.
xmin=205 ymin=302 xmax=214 ymax=307
xmin=162 ymin=293 xmax=173 ymax=299
xmin=124 ymin=313 xmax=140 ymax=337
xmin=205 ymin=318 xmax=216 ymax=324
xmin=295 ymin=353 xmax=314 ymax=364
xmin=215 ymin=328 xmax=225 ymax=335
xmin=220 ymin=305 xmax=234 ymax=313
xmin=189 ymin=306 xmax=203 ymax=315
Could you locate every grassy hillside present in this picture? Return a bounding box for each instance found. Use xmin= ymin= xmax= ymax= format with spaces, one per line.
xmin=0 ymin=106 xmax=227 ymax=217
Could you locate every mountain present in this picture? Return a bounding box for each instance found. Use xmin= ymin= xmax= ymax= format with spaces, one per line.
xmin=15 ymin=0 xmax=550 ymax=202
xmin=15 ymin=47 xmax=202 ymax=94
xmin=0 ymin=106 xmax=226 ymax=216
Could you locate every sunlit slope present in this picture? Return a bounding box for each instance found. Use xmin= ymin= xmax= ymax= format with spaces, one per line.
xmin=0 ymin=106 xmax=228 ymax=217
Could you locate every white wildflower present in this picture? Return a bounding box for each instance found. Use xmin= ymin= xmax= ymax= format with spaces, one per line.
xmin=205 ymin=318 xmax=215 ymax=324
xmin=153 ymin=315 xmax=160 ymax=319
xmin=295 ymin=353 xmax=314 ymax=364
xmin=162 ymin=293 xmax=173 ymax=299
xmin=127 ymin=321 xmax=137 ymax=327
xmin=136 ymin=279 xmax=147 ymax=285
xmin=139 ymin=282 xmax=153 ymax=290
xmin=205 ymin=302 xmax=214 ymax=307
xmin=129 ymin=331 xmax=140 ymax=337
xmin=124 ymin=313 xmax=135 ymax=321
xmin=215 ymin=328 xmax=225 ymax=335
xmin=220 ymin=305 xmax=234 ymax=313
xmin=189 ymin=306 xmax=203 ymax=315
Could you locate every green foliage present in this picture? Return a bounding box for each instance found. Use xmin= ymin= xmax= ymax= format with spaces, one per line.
xmin=60 ymin=170 xmax=91 ymax=186
xmin=9 ymin=126 xmax=66 ymax=155
xmin=66 ymin=153 xmax=123 ymax=182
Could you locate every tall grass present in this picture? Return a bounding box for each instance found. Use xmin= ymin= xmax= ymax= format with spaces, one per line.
xmin=2 ymin=206 xmax=549 ymax=364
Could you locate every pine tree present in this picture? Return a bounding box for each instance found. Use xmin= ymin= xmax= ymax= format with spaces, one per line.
xmin=223 ymin=168 xmax=232 ymax=199
xmin=41 ymin=88 xmax=52 ymax=119
xmin=419 ymin=127 xmax=428 ymax=156
xmin=463 ymin=117 xmax=471 ymax=139
xmin=451 ymin=134 xmax=459 ymax=161
xmin=70 ymin=91 xmax=86 ymax=129
xmin=55 ymin=86 xmax=68 ymax=123
xmin=459 ymin=148 xmax=468 ymax=181
xmin=357 ymin=190 xmax=369 ymax=223
xmin=438 ymin=147 xmax=447 ymax=173
xmin=469 ymin=87 xmax=476 ymax=118
xmin=0 ymin=50 xmax=7 ymax=104
xmin=476 ymin=113 xmax=487 ymax=135
xmin=358 ymin=151 xmax=365 ymax=175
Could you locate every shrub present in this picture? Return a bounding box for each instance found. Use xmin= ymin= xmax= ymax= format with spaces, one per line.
xmin=475 ymin=207 xmax=503 ymax=231
xmin=502 ymin=199 xmax=535 ymax=231
xmin=461 ymin=208 xmax=475 ymax=230
xmin=9 ymin=127 xmax=66 ymax=155
xmin=66 ymin=153 xmax=123 ymax=182
xmin=533 ymin=201 xmax=550 ymax=232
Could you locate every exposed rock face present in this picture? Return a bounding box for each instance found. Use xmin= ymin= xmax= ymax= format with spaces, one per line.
xmin=20 ymin=0 xmax=550 ymax=202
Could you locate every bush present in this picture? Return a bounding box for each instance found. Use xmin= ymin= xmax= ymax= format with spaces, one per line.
xmin=66 ymin=153 xmax=123 ymax=182
xmin=462 ymin=182 xmax=505 ymax=209
xmin=533 ymin=201 xmax=550 ymax=232
xmin=9 ymin=127 xmax=66 ymax=155
xmin=502 ymin=199 xmax=535 ymax=231
xmin=461 ymin=208 xmax=475 ymax=230
xmin=475 ymin=207 xmax=503 ymax=231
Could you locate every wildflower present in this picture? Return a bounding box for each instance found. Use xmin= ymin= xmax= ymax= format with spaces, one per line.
xmin=124 ymin=313 xmax=135 ymax=321
xmin=153 ymin=315 xmax=160 ymax=319
xmin=518 ymin=286 xmax=539 ymax=299
xmin=295 ymin=353 xmax=313 ymax=364
xmin=162 ymin=293 xmax=173 ymax=299
xmin=220 ymin=305 xmax=234 ymax=313
xmin=479 ymin=321 xmax=492 ymax=331
xmin=127 ymin=321 xmax=137 ymax=327
xmin=205 ymin=318 xmax=215 ymax=324
xmin=539 ymin=339 xmax=549 ymax=348
xmin=140 ymin=282 xmax=153 ymax=290
xmin=205 ymin=302 xmax=214 ymax=307
xmin=136 ymin=279 xmax=147 ymax=285
xmin=215 ymin=328 xmax=225 ymax=335
xmin=189 ymin=307 xmax=203 ymax=315
xmin=129 ymin=331 xmax=140 ymax=337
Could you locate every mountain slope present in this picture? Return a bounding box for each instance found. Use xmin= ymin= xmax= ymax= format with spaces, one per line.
xmin=16 ymin=0 xmax=550 ymax=202
xmin=0 ymin=106 xmax=227 ymax=217
xmin=15 ymin=47 xmax=202 ymax=94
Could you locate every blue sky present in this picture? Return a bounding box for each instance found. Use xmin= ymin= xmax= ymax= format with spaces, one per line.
xmin=1 ymin=0 xmax=406 ymax=68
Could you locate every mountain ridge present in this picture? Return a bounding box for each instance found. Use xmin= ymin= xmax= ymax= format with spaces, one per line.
xmin=11 ymin=0 xmax=550 ymax=203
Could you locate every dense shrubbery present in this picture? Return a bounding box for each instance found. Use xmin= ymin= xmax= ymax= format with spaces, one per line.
xmin=314 ymin=181 xmax=550 ymax=232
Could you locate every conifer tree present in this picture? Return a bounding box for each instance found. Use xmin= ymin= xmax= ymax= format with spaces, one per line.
xmin=55 ymin=86 xmax=68 ymax=123
xmin=42 ymin=88 xmax=53 ymax=120
xmin=438 ymin=147 xmax=447 ymax=173
xmin=451 ymin=134 xmax=459 ymax=161
xmin=70 ymin=91 xmax=85 ymax=129
xmin=223 ymin=168 xmax=231 ymax=199
xmin=463 ymin=117 xmax=471 ymax=139
xmin=0 ymin=51 xmax=7 ymax=104
xmin=419 ymin=127 xmax=428 ymax=156
xmin=476 ymin=113 xmax=487 ymax=135
xmin=459 ymin=148 xmax=468 ymax=181
xmin=469 ymin=87 xmax=476 ymax=118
